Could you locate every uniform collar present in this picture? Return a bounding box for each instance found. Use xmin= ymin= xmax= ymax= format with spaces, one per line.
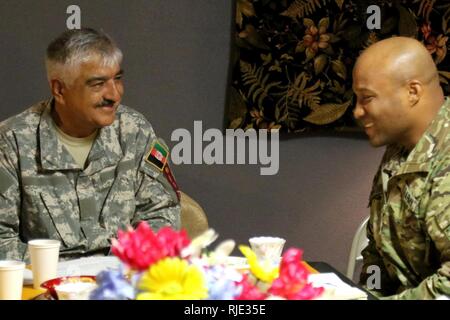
xmin=83 ymin=113 xmax=123 ymax=176
xmin=39 ymin=99 xmax=79 ymax=171
xmin=39 ymin=99 xmax=123 ymax=173
xmin=390 ymin=97 xmax=450 ymax=176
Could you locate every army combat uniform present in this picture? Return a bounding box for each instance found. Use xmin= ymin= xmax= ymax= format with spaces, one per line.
xmin=0 ymin=99 xmax=181 ymax=261
xmin=360 ymin=98 xmax=450 ymax=299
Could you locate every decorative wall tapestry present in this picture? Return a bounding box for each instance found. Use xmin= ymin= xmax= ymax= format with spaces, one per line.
xmin=226 ymin=0 xmax=450 ymax=133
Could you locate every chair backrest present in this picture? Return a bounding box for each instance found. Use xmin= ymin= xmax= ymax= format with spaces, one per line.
xmin=346 ymin=216 xmax=370 ymax=279
xmin=180 ymin=191 xmax=209 ymax=239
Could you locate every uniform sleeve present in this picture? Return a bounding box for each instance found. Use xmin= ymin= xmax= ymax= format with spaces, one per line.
xmin=384 ymin=161 xmax=450 ymax=300
xmin=131 ymin=122 xmax=181 ymax=231
xmin=0 ymin=133 xmax=27 ymax=260
xmin=360 ymin=205 xmax=400 ymax=297
xmin=359 ymin=165 xmax=399 ymax=298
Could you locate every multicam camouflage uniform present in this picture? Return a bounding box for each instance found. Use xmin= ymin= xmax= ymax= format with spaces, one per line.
xmin=360 ymin=98 xmax=450 ymax=299
xmin=0 ymin=99 xmax=180 ymax=261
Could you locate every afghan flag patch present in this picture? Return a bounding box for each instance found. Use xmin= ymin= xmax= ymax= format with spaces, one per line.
xmin=145 ymin=140 xmax=169 ymax=171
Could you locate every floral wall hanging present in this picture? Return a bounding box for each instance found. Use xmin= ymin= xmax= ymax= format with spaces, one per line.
xmin=226 ymin=0 xmax=450 ymax=133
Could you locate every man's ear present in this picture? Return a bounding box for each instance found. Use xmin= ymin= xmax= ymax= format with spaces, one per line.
xmin=407 ymin=80 xmax=423 ymax=107
xmin=50 ymin=79 xmax=66 ymax=106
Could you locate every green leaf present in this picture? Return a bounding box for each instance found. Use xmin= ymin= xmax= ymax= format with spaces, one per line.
xmin=303 ymin=100 xmax=352 ymax=125
xmin=331 ymin=60 xmax=347 ymax=80
xmin=314 ymin=54 xmax=328 ymax=75
xmin=282 ymin=0 xmax=324 ymax=19
xmin=398 ymin=5 xmax=418 ymax=38
xmin=335 ymin=0 xmax=344 ymax=10
xmin=439 ymin=71 xmax=450 ymax=84
xmin=239 ymin=24 xmax=270 ymax=50
xmin=295 ymin=41 xmax=306 ymax=53
xmin=244 ymin=123 xmax=254 ymax=131
xmin=380 ymin=16 xmax=398 ymax=35
xmin=333 ymin=13 xmax=348 ymax=33
xmin=269 ymin=61 xmax=282 ymax=72
xmin=229 ymin=117 xmax=243 ymax=129
xmin=443 ymin=15 xmax=448 ymax=33
xmin=227 ymin=87 xmax=248 ymax=122
xmin=328 ymin=34 xmax=341 ymax=43
xmin=238 ymin=0 xmax=255 ymax=17
xmin=330 ymin=79 xmax=345 ymax=94
xmin=275 ymin=106 xmax=281 ymax=121
xmin=318 ymin=17 xmax=330 ymax=31
xmin=303 ymin=18 xmax=315 ymax=28
xmin=305 ymin=48 xmax=316 ymax=61
xmin=342 ymin=25 xmax=362 ymax=41
xmin=280 ymin=53 xmax=294 ymax=61
xmin=261 ymin=53 xmax=272 ymax=66
xmin=236 ymin=0 xmax=256 ymax=27
xmin=270 ymin=124 xmax=282 ymax=130
xmin=439 ymin=71 xmax=450 ymax=79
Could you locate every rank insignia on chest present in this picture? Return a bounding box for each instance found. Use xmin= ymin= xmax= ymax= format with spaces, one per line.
xmin=403 ymin=185 xmax=419 ymax=213
xmin=145 ymin=140 xmax=169 ymax=171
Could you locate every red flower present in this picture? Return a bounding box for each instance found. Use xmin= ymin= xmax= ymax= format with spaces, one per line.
xmin=268 ymin=248 xmax=323 ymax=300
xmin=234 ymin=274 xmax=267 ymax=300
xmin=154 ymin=226 xmax=191 ymax=257
xmin=421 ymin=22 xmax=448 ymax=64
xmin=421 ymin=23 xmax=432 ymax=40
xmin=111 ymin=222 xmax=190 ymax=271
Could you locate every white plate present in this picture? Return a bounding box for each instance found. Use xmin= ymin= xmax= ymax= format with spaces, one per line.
xmin=24 ymin=256 xmax=121 ymax=285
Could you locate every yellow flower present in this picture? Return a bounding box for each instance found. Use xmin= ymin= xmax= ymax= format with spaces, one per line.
xmin=239 ymin=245 xmax=279 ymax=283
xmin=137 ymin=257 xmax=208 ymax=300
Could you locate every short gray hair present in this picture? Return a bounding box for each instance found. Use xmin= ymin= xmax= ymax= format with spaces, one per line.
xmin=45 ymin=28 xmax=123 ymax=85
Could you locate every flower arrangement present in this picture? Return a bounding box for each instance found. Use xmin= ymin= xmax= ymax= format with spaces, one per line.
xmin=90 ymin=222 xmax=324 ymax=300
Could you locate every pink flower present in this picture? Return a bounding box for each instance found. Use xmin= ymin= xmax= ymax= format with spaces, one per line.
xmin=234 ymin=274 xmax=267 ymax=300
xmin=268 ymin=248 xmax=323 ymax=300
xmin=111 ymin=222 xmax=190 ymax=271
xmin=154 ymin=227 xmax=191 ymax=257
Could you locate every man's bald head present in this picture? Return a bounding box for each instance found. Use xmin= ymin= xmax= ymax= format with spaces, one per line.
xmin=352 ymin=36 xmax=445 ymax=149
xmin=355 ymin=37 xmax=439 ymax=88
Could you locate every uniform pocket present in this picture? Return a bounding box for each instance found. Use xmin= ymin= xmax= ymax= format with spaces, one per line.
xmin=40 ymin=192 xmax=81 ymax=248
xmin=99 ymin=161 xmax=137 ymax=231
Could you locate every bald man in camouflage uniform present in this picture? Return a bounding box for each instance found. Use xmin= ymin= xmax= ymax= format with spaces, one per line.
xmin=353 ymin=37 xmax=450 ymax=299
xmin=0 ymin=28 xmax=180 ymax=261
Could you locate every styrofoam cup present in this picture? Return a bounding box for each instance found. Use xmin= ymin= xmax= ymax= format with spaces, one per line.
xmin=28 ymin=239 xmax=60 ymax=289
xmin=0 ymin=260 xmax=25 ymax=300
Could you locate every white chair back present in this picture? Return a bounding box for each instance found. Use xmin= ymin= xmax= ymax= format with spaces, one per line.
xmin=346 ymin=216 xmax=370 ymax=279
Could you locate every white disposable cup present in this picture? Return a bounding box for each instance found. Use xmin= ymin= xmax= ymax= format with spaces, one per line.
xmin=0 ymin=260 xmax=25 ymax=300
xmin=249 ymin=236 xmax=286 ymax=263
xmin=28 ymin=239 xmax=60 ymax=289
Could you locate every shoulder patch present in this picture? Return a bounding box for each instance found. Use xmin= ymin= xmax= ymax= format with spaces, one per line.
xmin=144 ymin=140 xmax=169 ymax=172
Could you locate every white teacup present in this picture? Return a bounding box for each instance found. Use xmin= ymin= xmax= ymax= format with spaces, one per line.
xmin=249 ymin=236 xmax=286 ymax=263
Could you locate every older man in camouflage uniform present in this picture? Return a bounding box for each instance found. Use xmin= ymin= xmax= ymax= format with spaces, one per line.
xmin=353 ymin=37 xmax=450 ymax=299
xmin=0 ymin=28 xmax=180 ymax=261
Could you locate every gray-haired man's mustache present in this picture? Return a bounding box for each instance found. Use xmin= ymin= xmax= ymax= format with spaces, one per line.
xmin=96 ymin=100 xmax=115 ymax=107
